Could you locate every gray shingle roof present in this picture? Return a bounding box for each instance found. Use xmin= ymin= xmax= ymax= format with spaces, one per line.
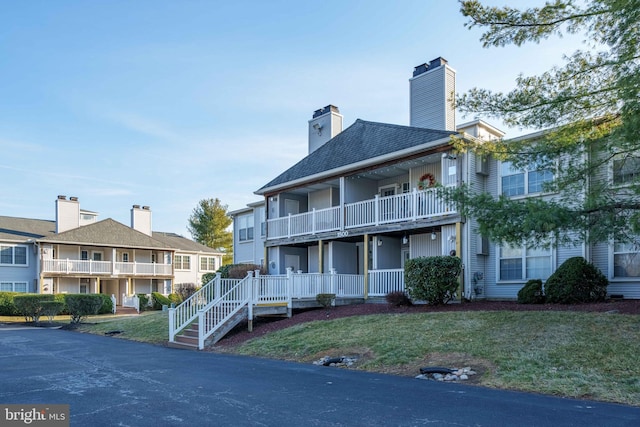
xmin=256 ymin=119 xmax=453 ymax=193
xmin=39 ymin=218 xmax=171 ymax=250
xmin=0 ymin=216 xmax=56 ymax=242
xmin=152 ymin=232 xmax=222 ymax=254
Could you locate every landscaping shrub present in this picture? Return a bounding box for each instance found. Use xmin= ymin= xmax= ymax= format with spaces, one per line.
xmin=227 ymin=264 xmax=266 ymax=279
xmin=201 ymin=272 xmax=216 ymax=286
xmin=385 ymin=291 xmax=412 ymax=307
xmin=40 ymin=301 xmax=65 ymax=323
xmin=54 ymin=294 xmax=68 ymax=314
xmin=517 ymin=279 xmax=546 ymax=304
xmin=175 ymin=283 xmax=198 ymax=301
xmin=544 ymin=257 xmax=608 ymax=304
xmin=316 ymin=293 xmax=336 ymax=308
xmin=96 ymin=294 xmax=114 ymax=314
xmin=137 ymin=294 xmax=150 ymax=311
xmin=13 ymin=294 xmax=54 ymax=323
xmin=0 ymin=291 xmax=20 ymax=316
xmin=404 ymin=256 xmax=461 ymax=305
xmin=217 ymin=264 xmax=234 ymax=278
xmin=168 ymin=293 xmax=182 ymax=305
xmin=151 ymin=292 xmax=172 ymax=310
xmin=64 ymin=294 xmax=104 ymax=324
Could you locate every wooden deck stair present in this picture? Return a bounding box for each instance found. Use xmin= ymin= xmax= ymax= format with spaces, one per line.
xmin=167 ymin=306 xmax=250 ymax=350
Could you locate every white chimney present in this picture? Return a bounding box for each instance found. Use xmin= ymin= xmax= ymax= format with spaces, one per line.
xmin=55 ymin=195 xmax=80 ymax=233
xmin=131 ymin=205 xmax=152 ymax=236
xmin=409 ymin=57 xmax=456 ymax=130
xmin=308 ymin=105 xmax=343 ymax=154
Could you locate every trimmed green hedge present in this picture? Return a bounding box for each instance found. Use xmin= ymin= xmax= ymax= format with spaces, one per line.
xmin=0 ymin=292 xmax=20 ymax=316
xmin=404 ymin=256 xmax=461 ymax=305
xmin=13 ymin=294 xmax=55 ymax=323
xmin=64 ymin=294 xmax=104 ymax=324
xmin=151 ymin=292 xmax=171 ymax=310
xmin=545 ymin=257 xmax=608 ymax=303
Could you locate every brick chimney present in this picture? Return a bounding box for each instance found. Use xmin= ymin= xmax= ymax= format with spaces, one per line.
xmin=308 ymin=105 xmax=343 ymax=154
xmin=409 ymin=57 xmax=456 ymax=130
xmin=55 ymin=195 xmax=80 ymax=233
xmin=131 ymin=205 xmax=152 ymax=236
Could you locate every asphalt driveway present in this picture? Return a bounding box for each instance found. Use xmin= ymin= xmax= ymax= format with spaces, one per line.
xmin=1 ymin=327 xmax=638 ymax=426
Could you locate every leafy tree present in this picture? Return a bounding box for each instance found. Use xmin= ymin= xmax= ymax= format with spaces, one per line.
xmin=448 ymin=0 xmax=640 ymax=247
xmin=187 ymin=198 xmax=233 ymax=261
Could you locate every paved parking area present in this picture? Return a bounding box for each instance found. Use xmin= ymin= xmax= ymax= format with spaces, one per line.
xmin=1 ymin=327 xmax=639 ymax=426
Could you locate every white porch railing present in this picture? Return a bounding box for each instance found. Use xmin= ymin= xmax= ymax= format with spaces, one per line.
xmin=368 ymin=269 xmax=405 ymax=296
xmin=168 ymin=269 xmax=407 ymax=349
xmin=267 ymin=188 xmax=455 ymax=240
xmin=122 ymin=294 xmax=140 ymax=313
xmin=42 ymin=259 xmax=172 ymax=276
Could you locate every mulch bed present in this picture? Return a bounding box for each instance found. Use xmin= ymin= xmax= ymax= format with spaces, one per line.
xmin=212 ymin=299 xmax=640 ymax=350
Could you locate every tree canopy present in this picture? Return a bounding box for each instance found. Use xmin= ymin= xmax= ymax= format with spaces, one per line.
xmin=187 ymin=198 xmax=233 ymax=261
xmin=450 ymin=0 xmax=640 ymax=247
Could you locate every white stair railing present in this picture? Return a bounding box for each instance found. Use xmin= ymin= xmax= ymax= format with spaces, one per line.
xmin=197 ymin=273 xmax=253 ymax=349
xmin=169 ymin=274 xmax=223 ymax=342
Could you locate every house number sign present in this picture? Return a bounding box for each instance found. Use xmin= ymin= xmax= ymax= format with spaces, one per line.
xmin=337 ymin=231 xmax=349 ymax=238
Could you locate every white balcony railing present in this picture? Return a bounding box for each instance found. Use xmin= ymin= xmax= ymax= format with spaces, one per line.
xmin=267 ymin=188 xmax=455 ymax=240
xmin=42 ymin=259 xmax=172 ymax=276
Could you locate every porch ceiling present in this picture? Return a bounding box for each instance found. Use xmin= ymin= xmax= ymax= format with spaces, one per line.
xmin=283 ymin=152 xmax=443 ymax=196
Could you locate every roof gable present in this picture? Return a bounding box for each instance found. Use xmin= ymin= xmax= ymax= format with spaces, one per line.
xmin=257 ymin=119 xmax=453 ymax=193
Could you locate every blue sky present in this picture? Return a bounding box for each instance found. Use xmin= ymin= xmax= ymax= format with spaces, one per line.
xmin=0 ymin=1 xmax=583 ymax=237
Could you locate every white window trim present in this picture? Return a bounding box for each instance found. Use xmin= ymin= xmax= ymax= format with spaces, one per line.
xmin=611 ymin=155 xmax=640 ymax=188
xmin=499 ymin=161 xmax=555 ymax=198
xmin=175 ymin=254 xmax=191 ymax=271
xmin=91 ymin=251 xmax=104 ymax=261
xmin=0 ymin=244 xmax=29 ymax=267
xmin=378 ymin=184 xmax=397 ymax=197
xmin=496 ymin=243 xmax=555 ymax=283
xmin=0 ymin=281 xmax=28 ymax=292
xmin=199 ymin=256 xmax=217 ymax=272
xmin=609 ymin=239 xmax=640 ymax=280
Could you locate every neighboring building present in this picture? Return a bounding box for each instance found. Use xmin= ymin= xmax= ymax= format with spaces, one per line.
xmin=232 ymin=56 xmax=640 ymax=300
xmin=0 ymin=195 xmax=221 ymax=301
xmin=229 ymin=201 xmax=266 ymax=266
xmin=152 ymin=231 xmax=223 ymax=287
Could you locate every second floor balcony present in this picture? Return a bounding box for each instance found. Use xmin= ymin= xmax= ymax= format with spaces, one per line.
xmin=42 ymin=259 xmax=173 ymax=277
xmin=267 ymin=187 xmax=455 ymax=240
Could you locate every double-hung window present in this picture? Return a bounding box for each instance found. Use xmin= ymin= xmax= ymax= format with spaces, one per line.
xmin=200 ymin=256 xmax=216 ymax=271
xmin=613 ymin=241 xmax=640 ymax=278
xmin=238 ymin=214 xmax=254 ymax=242
xmin=0 ymin=245 xmax=28 ymax=266
xmin=613 ymin=156 xmax=640 ymax=186
xmin=501 ymin=161 xmax=553 ymax=196
xmin=499 ymin=244 xmax=552 ymax=281
xmin=0 ymin=282 xmax=28 ymax=292
xmin=174 ymin=255 xmax=191 ymax=270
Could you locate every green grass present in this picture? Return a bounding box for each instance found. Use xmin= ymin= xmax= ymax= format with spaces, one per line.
xmin=4 ymin=309 xmax=639 ymax=406
xmin=74 ymin=311 xmax=169 ymax=343
xmin=234 ymin=311 xmax=640 ymax=406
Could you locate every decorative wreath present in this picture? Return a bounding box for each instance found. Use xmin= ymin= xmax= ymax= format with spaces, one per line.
xmin=417 ymin=173 xmax=436 ymax=190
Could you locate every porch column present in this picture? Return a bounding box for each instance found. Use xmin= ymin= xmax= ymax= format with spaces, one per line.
xmin=128 ymin=277 xmax=133 ymax=295
xmin=363 ymin=234 xmax=369 ymax=300
xmin=318 ymin=240 xmax=323 ymax=274
xmin=455 ymin=222 xmax=463 ymax=302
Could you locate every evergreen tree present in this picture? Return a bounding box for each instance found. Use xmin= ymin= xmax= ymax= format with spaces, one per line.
xmin=448 ymin=0 xmax=640 ymax=247
xmin=187 ymin=198 xmax=233 ymax=262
